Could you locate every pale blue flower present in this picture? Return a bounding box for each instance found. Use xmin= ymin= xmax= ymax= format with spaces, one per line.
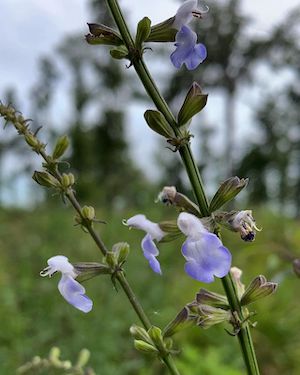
xmin=177 ymin=213 xmax=231 ymax=283
xmin=40 ymin=255 xmax=93 ymax=313
xmin=125 ymin=215 xmax=165 ymax=274
xmin=170 ymin=25 xmax=207 ymax=70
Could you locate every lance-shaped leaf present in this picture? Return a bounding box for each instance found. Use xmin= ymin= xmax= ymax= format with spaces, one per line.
xmin=136 ymin=17 xmax=151 ymax=50
xmin=86 ymin=23 xmax=123 ymax=46
xmin=144 ymin=110 xmax=174 ymax=138
xmin=209 ymin=176 xmax=248 ymax=212
xmin=177 ymin=82 xmax=207 ymax=127
xmin=146 ymin=17 xmax=177 ymax=42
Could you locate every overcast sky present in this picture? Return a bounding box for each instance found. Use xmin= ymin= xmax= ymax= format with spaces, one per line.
xmin=0 ymin=0 xmax=299 ymax=204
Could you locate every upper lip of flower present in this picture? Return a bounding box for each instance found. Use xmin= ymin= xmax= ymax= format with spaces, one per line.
xmin=173 ymin=0 xmax=209 ymax=30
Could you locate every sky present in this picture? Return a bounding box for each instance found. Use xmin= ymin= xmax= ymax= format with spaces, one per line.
xmin=0 ymin=0 xmax=299 ymax=204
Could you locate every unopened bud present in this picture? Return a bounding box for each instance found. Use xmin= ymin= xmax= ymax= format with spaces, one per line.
xmin=177 ymin=82 xmax=208 ymax=127
xmin=144 ymin=110 xmax=174 ymax=138
xmin=81 ymin=206 xmax=95 ymax=221
xmin=61 ymin=173 xmax=75 ymax=188
xmin=25 ymin=133 xmax=39 ymax=148
xmin=130 ymin=324 xmax=152 ymax=343
xmin=241 ymin=275 xmax=278 ymax=306
xmin=134 ymin=340 xmax=158 ymax=354
xmin=49 ymin=347 xmax=61 ymax=365
xmin=209 ymin=177 xmax=248 ymax=212
xmin=52 ymin=135 xmax=69 ymax=159
xmin=32 ymin=171 xmax=59 ymax=188
xmin=105 ymin=251 xmax=118 ymax=268
xmin=110 ymin=45 xmax=129 ymax=60
xmin=136 ymin=17 xmax=151 ymax=50
xmin=76 ymin=349 xmax=90 ymax=367
xmin=163 ymin=307 xmax=193 ymax=337
xmin=148 ymin=326 xmax=165 ymax=353
xmin=112 ymin=242 xmax=130 ymax=265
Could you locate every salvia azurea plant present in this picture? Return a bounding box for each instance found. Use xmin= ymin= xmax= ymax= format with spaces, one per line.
xmin=0 ymin=1 xmax=280 ymax=374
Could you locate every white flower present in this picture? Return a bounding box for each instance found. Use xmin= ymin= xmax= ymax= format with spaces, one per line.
xmin=40 ymin=255 xmax=93 ymax=313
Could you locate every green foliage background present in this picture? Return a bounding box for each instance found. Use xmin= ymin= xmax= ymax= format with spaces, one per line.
xmin=0 ymin=203 xmax=299 ymax=374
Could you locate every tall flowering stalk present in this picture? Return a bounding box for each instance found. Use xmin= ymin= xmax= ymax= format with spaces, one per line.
xmin=99 ymin=0 xmax=263 ymax=373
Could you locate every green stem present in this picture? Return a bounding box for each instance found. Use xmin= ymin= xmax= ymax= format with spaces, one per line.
xmin=105 ymin=1 xmax=260 ymax=374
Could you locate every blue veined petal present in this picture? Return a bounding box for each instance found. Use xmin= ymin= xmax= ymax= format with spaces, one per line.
xmin=142 ymin=233 xmax=162 ymax=274
xmin=58 ymin=274 xmax=93 ymax=313
xmin=170 ymin=25 xmax=207 ymax=71
xmin=181 ymin=232 xmax=231 ymax=283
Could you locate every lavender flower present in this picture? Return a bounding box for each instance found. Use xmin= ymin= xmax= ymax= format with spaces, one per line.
xmin=177 ymin=213 xmax=231 ymax=283
xmin=170 ymin=25 xmax=207 ymax=70
xmin=40 ymin=255 xmax=93 ymax=313
xmin=125 ymin=215 xmax=165 ymax=274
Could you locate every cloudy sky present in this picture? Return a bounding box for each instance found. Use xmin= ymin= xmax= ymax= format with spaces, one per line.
xmin=0 ymin=0 xmax=299 ymax=203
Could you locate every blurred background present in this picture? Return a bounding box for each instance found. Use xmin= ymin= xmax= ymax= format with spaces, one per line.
xmin=1 ymin=0 xmax=300 ymax=374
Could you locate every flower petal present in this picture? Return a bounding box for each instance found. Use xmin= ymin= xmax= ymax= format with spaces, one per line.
xmin=171 ymin=26 xmax=206 ymax=70
xmin=177 ymin=212 xmax=206 ymax=240
xmin=58 ymin=274 xmax=93 ymax=313
xmin=142 ymin=234 xmax=162 ymax=274
xmin=182 ymin=232 xmax=231 ymax=283
xmin=173 ymin=0 xmax=197 ymax=29
xmin=126 ymin=214 xmax=165 ymax=241
xmin=41 ymin=255 xmax=77 ymax=278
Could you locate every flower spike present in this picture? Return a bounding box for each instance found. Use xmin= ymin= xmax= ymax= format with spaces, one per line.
xmin=40 ymin=255 xmax=93 ymax=313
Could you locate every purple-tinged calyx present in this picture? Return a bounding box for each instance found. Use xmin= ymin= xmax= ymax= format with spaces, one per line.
xmin=177 ymin=213 xmax=231 ymax=283
xmin=40 ymin=255 xmax=93 ymax=313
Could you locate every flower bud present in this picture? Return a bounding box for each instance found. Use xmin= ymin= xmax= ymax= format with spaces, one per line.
xmin=25 ymin=133 xmax=41 ymax=150
xmin=134 ymin=340 xmax=158 ymax=354
xmin=130 ymin=324 xmax=152 ymax=343
xmin=110 ymin=45 xmax=129 ymax=60
xmin=241 ymin=275 xmax=278 ymax=306
xmin=81 ymin=206 xmax=95 ymax=221
xmin=76 ymin=349 xmax=90 ymax=367
xmin=61 ymin=173 xmax=75 ymax=188
xmin=136 ymin=17 xmax=151 ymax=50
xmin=86 ymin=23 xmax=123 ymax=46
xmin=52 ymin=135 xmax=69 ymax=159
xmin=177 ymin=82 xmax=208 ymax=127
xmin=148 ymin=326 xmax=166 ymax=354
xmin=209 ymin=177 xmax=248 ymax=212
xmin=105 ymin=251 xmax=118 ymax=268
xmin=144 ymin=110 xmax=174 ymax=138
xmin=112 ymin=242 xmax=130 ymax=265
xmin=32 ymin=171 xmax=59 ymax=188
xmin=49 ymin=347 xmax=61 ymax=364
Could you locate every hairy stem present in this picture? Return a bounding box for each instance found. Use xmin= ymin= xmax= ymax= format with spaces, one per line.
xmin=0 ymin=105 xmax=180 ymax=375
xmin=105 ymin=1 xmax=260 ymax=373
